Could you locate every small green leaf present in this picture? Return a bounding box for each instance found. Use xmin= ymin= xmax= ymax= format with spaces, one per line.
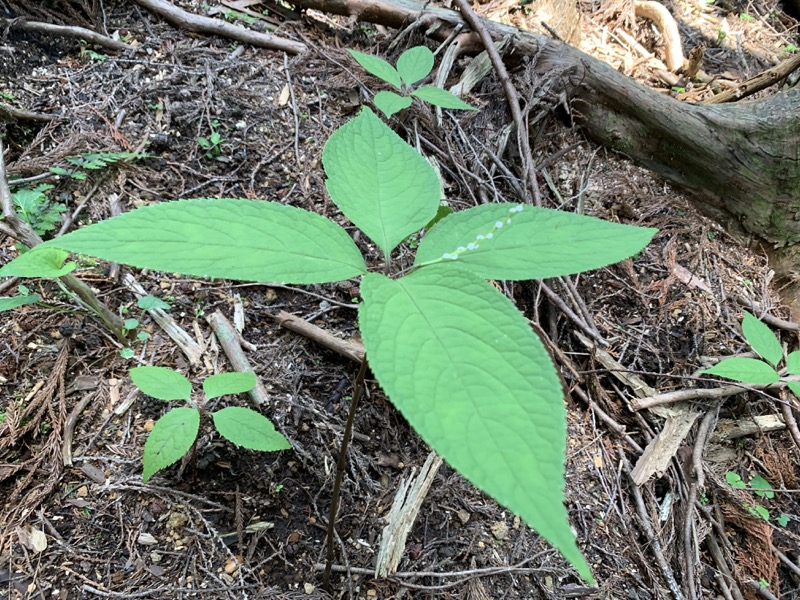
xmin=212 ymin=406 xmax=291 ymax=451
xmin=123 ymin=318 xmax=139 ymax=330
xmin=0 ymin=294 xmax=40 ymax=312
xmin=741 ymin=312 xmax=782 ymax=367
xmin=360 ymin=266 xmax=592 ymax=583
xmin=41 ymin=199 xmax=367 ymax=284
xmin=396 ymin=46 xmax=434 ymax=85
xmin=119 ymin=348 xmax=135 ymax=359
xmin=323 ymin=107 xmax=439 ymax=256
xmin=143 ymin=407 xmax=200 ymax=482
xmin=137 ymin=295 xmax=171 ymax=310
xmin=203 ymin=372 xmax=257 ymax=400
xmin=347 ymin=49 xmax=401 ymax=90
xmin=373 ymin=90 xmax=412 ymax=118
xmin=750 ymin=474 xmax=774 ymax=499
xmin=787 ymin=381 xmax=800 ymax=398
xmin=747 ymin=504 xmax=770 ymax=521
xmin=0 ymin=247 xmax=76 ymax=278
xmin=776 ymin=513 xmax=790 ymax=527
xmin=136 ymin=331 xmax=150 ymax=342
xmin=415 ymin=203 xmax=657 ymax=279
xmin=411 ymin=86 xmax=477 ymax=110
xmin=700 ymin=357 xmax=780 ymax=385
xmin=725 ymin=471 xmax=745 ymax=488
xmin=786 ymin=351 xmax=800 ymax=375
xmin=130 ymin=366 xmax=192 ymax=401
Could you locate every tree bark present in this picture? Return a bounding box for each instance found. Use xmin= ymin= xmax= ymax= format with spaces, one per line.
xmin=292 ymin=0 xmax=800 ymax=301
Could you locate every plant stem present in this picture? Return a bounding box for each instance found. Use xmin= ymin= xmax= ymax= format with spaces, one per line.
xmin=323 ymin=357 xmax=369 ymax=591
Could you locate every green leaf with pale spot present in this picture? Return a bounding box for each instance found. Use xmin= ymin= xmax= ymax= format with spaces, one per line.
xmin=0 ymin=247 xmax=76 ymax=278
xmin=143 ymin=407 xmax=200 ymax=482
xmin=212 ymin=406 xmax=291 ymax=451
xmin=415 ymin=203 xmax=657 ymax=279
xmin=40 ymin=199 xmax=366 ymax=284
xmin=700 ymin=357 xmax=780 ymax=385
xmin=397 ymin=46 xmax=434 ymax=85
xmin=359 ymin=265 xmax=593 ymax=583
xmin=204 ymin=372 xmax=256 ymax=400
xmin=741 ymin=312 xmax=782 ymax=367
xmin=347 ymin=49 xmax=401 ymax=90
xmin=411 ymin=86 xmax=477 ymax=110
xmin=0 ymin=294 xmax=40 ymax=312
xmin=130 ymin=366 xmax=192 ymax=401
xmin=323 ymin=107 xmax=439 ymax=256
xmin=374 ymin=91 xmax=412 ymax=118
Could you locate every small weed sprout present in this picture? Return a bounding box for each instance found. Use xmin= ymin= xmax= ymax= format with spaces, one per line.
xmin=197 ymin=121 xmax=224 ymax=158
xmin=131 ymin=367 xmax=290 ymax=482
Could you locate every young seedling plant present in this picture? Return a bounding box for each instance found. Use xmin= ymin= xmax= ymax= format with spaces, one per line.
xmin=700 ymin=311 xmax=800 ymax=396
xmin=130 ymin=367 xmax=290 ymax=482
xmin=724 ymin=471 xmax=790 ymax=526
xmin=0 ymin=45 xmax=659 ymax=584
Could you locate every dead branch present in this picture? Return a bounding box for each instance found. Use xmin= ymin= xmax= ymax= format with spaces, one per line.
xmin=269 ymin=309 xmax=365 ymax=364
xmin=633 ymin=1 xmax=684 ymax=72
xmin=706 ymin=52 xmax=800 ymax=104
xmin=132 ymin=0 xmax=306 ymax=54
xmin=1 ymin=17 xmax=136 ymax=53
xmin=0 ymin=102 xmax=57 ymax=122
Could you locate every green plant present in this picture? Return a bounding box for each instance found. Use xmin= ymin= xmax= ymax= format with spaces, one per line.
xmin=700 ymin=311 xmax=800 ymax=396
xmin=131 ymin=367 xmax=289 ymax=482
xmin=50 ymin=151 xmax=151 ymax=181
xmin=197 ymin=123 xmax=223 ymax=158
xmin=0 ymin=47 xmax=659 ymax=583
xmin=223 ymin=9 xmax=257 ymax=24
xmin=725 ymin=470 xmax=789 ymax=525
xmin=11 ymin=183 xmax=65 ymax=236
xmin=349 ymin=46 xmax=477 ymax=117
xmin=786 ymin=44 xmax=800 ymax=54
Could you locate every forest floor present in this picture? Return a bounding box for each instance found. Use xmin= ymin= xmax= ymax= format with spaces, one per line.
xmin=2 ymin=0 xmax=800 ymax=598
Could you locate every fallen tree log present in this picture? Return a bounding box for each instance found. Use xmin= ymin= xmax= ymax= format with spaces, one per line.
xmin=292 ymin=0 xmax=800 ymax=310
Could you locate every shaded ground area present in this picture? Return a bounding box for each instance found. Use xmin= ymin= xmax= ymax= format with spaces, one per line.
xmin=1 ymin=0 xmax=800 ymax=598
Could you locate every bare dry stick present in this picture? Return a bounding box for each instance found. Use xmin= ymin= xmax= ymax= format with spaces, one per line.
xmin=269 ymin=310 xmax=365 ymax=364
xmin=123 ymin=273 xmax=203 ymax=367
xmin=206 ymin=310 xmax=270 ymax=407
xmin=633 ymin=1 xmax=684 ymax=72
xmin=778 ymin=389 xmax=800 ymax=452
xmin=705 ymin=52 xmax=800 ymax=105
xmin=0 ymin=103 xmax=57 ymax=122
xmin=0 ymin=140 xmax=126 ymax=340
xmin=132 ymin=0 xmax=306 ymax=54
xmin=0 ymin=17 xmax=136 ymax=53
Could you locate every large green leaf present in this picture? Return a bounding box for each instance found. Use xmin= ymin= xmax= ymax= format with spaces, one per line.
xmin=347 ymin=50 xmax=401 ymax=90
xmin=396 ymin=46 xmax=434 ymax=86
xmin=38 ymin=199 xmax=366 ymax=284
xmin=741 ymin=311 xmax=782 ymax=367
xmin=0 ymin=294 xmax=40 ymax=312
xmin=359 ymin=266 xmax=592 ymax=582
xmin=700 ymin=357 xmax=780 ymax=385
xmin=130 ymin=366 xmax=192 ymax=401
xmin=143 ymin=407 xmax=200 ymax=482
xmin=212 ymin=406 xmax=291 ymax=451
xmin=0 ymin=247 xmax=76 ymax=278
xmin=203 ymin=372 xmax=256 ymax=400
xmin=323 ymin=107 xmax=440 ymax=257
xmin=415 ymin=203 xmax=657 ymax=280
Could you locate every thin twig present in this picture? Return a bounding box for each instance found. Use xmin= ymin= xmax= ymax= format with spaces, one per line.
xmin=621 ymin=451 xmax=685 ymax=600
xmin=269 ymin=310 xmax=364 ymax=364
xmin=453 ymin=0 xmax=541 ymax=206
xmin=283 ymin=53 xmax=301 ymax=167
xmin=779 ymin=389 xmax=800 ymax=452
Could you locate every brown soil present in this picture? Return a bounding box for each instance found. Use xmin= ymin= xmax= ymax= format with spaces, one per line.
xmin=1 ymin=1 xmax=800 ymax=599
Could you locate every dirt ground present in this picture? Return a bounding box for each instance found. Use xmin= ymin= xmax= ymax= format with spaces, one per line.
xmin=1 ymin=0 xmax=800 ymax=598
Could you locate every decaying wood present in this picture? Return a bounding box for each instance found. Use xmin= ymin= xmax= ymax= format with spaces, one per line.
xmin=270 ymin=310 xmax=365 ymax=364
xmin=292 ymin=0 xmax=800 ymax=299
